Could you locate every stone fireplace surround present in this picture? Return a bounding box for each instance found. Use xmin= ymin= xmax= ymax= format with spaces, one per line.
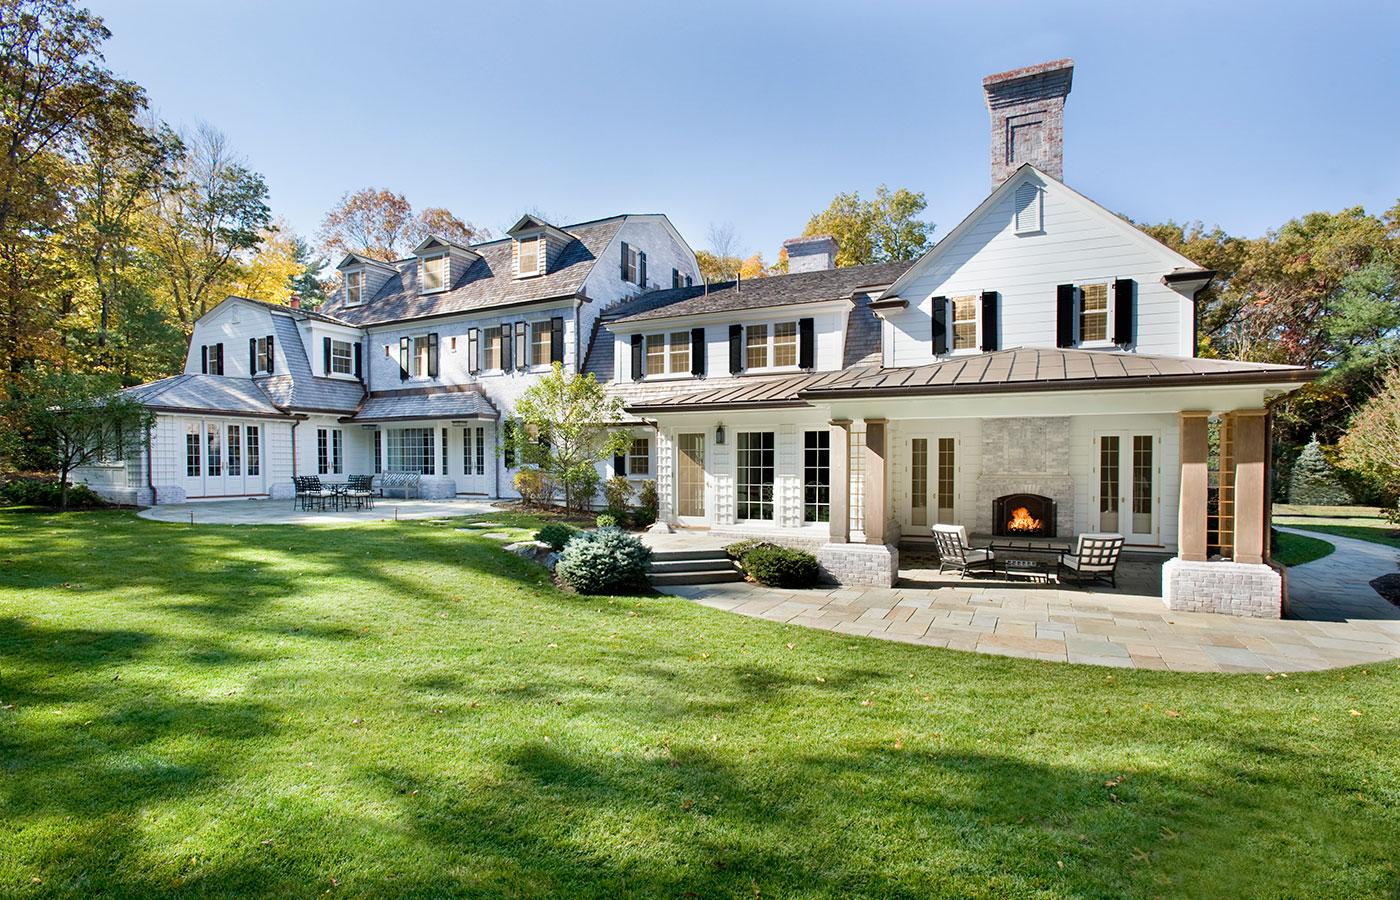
xmin=974 ymin=417 xmax=1075 ymax=537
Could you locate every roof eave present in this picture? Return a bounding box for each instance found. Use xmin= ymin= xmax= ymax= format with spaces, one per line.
xmin=798 ymin=368 xmax=1322 ymax=401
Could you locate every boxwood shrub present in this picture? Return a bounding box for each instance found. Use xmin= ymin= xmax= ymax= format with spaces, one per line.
xmin=534 ymin=523 xmax=581 ymax=551
xmin=742 ymin=545 xmax=820 ymax=588
xmin=555 ymin=528 xmax=653 ymax=595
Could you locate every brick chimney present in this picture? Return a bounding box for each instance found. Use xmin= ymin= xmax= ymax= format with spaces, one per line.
xmin=287 ymin=293 xmax=301 ymax=309
xmin=983 ymin=58 xmax=1074 ymax=187
xmin=782 ymin=235 xmax=838 ymax=273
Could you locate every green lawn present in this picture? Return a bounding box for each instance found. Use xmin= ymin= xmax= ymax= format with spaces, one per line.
xmin=1271 ymin=529 xmax=1336 ymax=567
xmin=1275 ymin=512 xmax=1400 ymax=551
xmin=2 ymin=509 xmax=1397 ymax=898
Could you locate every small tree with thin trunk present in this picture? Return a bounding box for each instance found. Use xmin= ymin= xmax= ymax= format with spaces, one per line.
xmin=510 ymin=363 xmax=631 ymax=512
xmin=18 ymin=370 xmax=154 ymax=509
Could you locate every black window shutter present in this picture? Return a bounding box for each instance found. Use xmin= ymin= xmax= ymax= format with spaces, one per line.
xmin=980 ymin=291 xmax=999 ymax=352
xmin=428 ymin=333 xmax=439 ymax=377
xmin=266 ymin=335 xmax=274 ymax=373
xmin=614 ymin=451 xmax=627 ymax=476
xmin=200 ymin=345 xmax=208 ymax=374
xmin=690 ymin=327 xmax=705 ymax=376
xmin=323 ymin=336 xmax=332 ymax=375
xmin=729 ymin=324 xmax=743 ymax=374
xmin=1056 ymin=284 xmax=1076 ymax=347
xmin=1113 ymin=278 xmax=1135 ymax=346
xmin=353 ymin=342 xmax=362 ymax=379
xmin=550 ymin=316 xmax=564 ymax=364
xmin=503 ymin=420 xmax=515 ymax=469
xmin=630 ymin=334 xmax=644 ymax=381
xmin=798 ymin=317 xmax=815 ymax=369
xmin=216 ymin=343 xmax=224 ymax=374
xmin=638 ymin=251 xmax=647 ymax=287
xmin=931 ymin=296 xmax=948 ymax=355
xmin=620 ymin=241 xmax=630 ymax=280
xmin=399 ymin=336 xmax=409 ymax=380
xmin=248 ymin=338 xmax=256 ymax=374
xmin=467 ymin=328 xmax=479 ymax=374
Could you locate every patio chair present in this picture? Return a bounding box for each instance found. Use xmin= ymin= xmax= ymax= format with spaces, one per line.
xmin=345 ymin=474 xmax=375 ymax=510
xmin=932 ymin=524 xmax=997 ymax=578
xmin=1057 ymin=533 xmax=1125 ymax=588
xmin=292 ymin=475 xmax=336 ymax=512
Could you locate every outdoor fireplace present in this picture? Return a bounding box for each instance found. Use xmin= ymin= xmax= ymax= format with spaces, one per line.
xmin=993 ymin=493 xmax=1057 ymax=538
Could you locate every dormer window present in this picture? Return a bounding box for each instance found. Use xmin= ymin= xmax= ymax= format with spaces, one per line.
xmin=421 ymin=254 xmax=447 ymax=292
xmin=345 ymin=270 xmax=364 ymax=306
xmin=518 ymin=236 xmax=542 ymax=277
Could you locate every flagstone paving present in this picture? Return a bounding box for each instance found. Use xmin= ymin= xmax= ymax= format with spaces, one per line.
xmin=661 ymin=538 xmax=1400 ymax=673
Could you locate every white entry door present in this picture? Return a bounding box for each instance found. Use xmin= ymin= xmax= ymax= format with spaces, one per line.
xmin=459 ymin=424 xmax=492 ymax=495
xmin=1095 ymin=432 xmax=1158 ymax=544
xmin=904 ymin=435 xmax=959 ymax=533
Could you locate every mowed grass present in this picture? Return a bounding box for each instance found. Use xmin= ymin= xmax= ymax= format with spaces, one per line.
xmin=1271 ymin=529 xmax=1337 ymax=567
xmin=1 ymin=509 xmax=1397 ymax=899
xmin=1276 ymin=511 xmax=1400 ymax=551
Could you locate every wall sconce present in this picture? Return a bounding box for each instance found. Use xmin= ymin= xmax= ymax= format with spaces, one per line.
xmin=715 ymin=423 xmax=726 ymax=445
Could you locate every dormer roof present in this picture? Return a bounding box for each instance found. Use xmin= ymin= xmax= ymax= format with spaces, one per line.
xmin=506 ymin=214 xmax=574 ymax=243
xmin=412 ymin=234 xmax=478 ymax=258
xmin=335 ymin=251 xmax=398 ymax=272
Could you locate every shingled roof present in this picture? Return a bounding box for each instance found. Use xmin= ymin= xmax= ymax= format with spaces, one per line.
xmin=121 ymin=375 xmax=287 ymax=418
xmin=605 ymin=260 xmax=912 ymax=324
xmin=323 ymin=216 xmax=628 ymax=326
xmin=351 ymin=387 xmax=498 ymax=423
xmin=255 ymin=314 xmax=365 ymax=413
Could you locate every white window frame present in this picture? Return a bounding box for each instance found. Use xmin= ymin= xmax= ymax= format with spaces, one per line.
xmin=345 ymin=270 xmax=364 ymax=306
xmin=639 ymin=331 xmax=693 ymax=379
xmin=667 ymin=330 xmax=690 ymax=374
xmin=482 ymin=325 xmax=505 ymax=372
xmin=743 ymin=320 xmax=802 ymax=373
xmin=517 ymin=236 xmax=542 ymax=277
xmin=330 ymin=338 xmax=354 ymax=375
xmin=627 ymin=437 xmax=652 ymax=477
xmin=420 ymin=253 xmax=448 ymax=293
xmin=949 ymin=294 xmax=981 ymax=354
xmin=411 ymin=335 xmax=432 ymax=378
xmin=1077 ymin=281 xmax=1114 ymax=347
xmin=530 ymin=320 xmax=551 ymax=367
xmin=624 ymin=245 xmax=640 ymax=283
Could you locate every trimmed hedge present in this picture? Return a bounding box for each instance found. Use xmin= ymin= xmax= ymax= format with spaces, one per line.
xmin=555 ymin=528 xmax=653 ymax=595
xmin=742 ymin=545 xmax=820 ymax=588
xmin=534 ymin=523 xmax=581 ymax=551
xmin=0 ymin=479 xmax=108 ymax=509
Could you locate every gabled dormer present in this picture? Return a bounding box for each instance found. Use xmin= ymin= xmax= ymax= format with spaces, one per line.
xmin=506 ymin=214 xmax=573 ymax=279
xmin=335 ymin=252 xmax=398 ymax=308
xmin=411 ymin=235 xmax=480 ymax=295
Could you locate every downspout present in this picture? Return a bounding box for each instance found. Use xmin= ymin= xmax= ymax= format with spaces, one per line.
xmin=145 ymin=422 xmax=156 ymax=505
xmin=573 ymin=298 xmax=582 ymax=373
xmin=290 ymin=417 xmax=300 ymax=477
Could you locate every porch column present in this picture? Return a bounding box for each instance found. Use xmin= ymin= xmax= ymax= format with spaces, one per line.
xmin=1177 ymin=410 xmax=1210 ymax=562
xmin=828 ymin=419 xmax=851 ymax=543
xmin=863 ymin=418 xmax=888 ymax=545
xmin=1232 ymin=409 xmax=1268 ymax=565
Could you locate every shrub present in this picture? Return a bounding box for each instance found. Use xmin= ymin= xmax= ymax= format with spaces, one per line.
xmin=595 ymin=513 xmax=618 ymax=528
xmin=742 ymin=546 xmax=820 ymax=588
xmin=603 ymin=476 xmax=634 ymax=511
xmin=534 ymin=522 xmax=580 ymax=551
xmin=724 ymin=539 xmax=772 ymax=561
xmin=638 ymin=479 xmax=658 ymax=514
xmin=555 ymin=528 xmax=653 ymax=595
xmin=629 ymin=506 xmax=656 ymax=529
xmin=514 ymin=468 xmax=556 ymax=507
xmin=0 ymin=478 xmax=108 ymax=509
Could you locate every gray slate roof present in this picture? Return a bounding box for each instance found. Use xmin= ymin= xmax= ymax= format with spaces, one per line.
xmin=623 ymin=348 xmax=1319 ymax=412
xmin=255 ymin=315 xmax=365 ymax=413
xmin=352 ymin=388 xmax=499 ymax=423
xmin=121 ymin=375 xmax=287 ymax=417
xmin=605 ymin=260 xmax=912 ymax=324
xmin=323 ymin=217 xmax=628 ymax=327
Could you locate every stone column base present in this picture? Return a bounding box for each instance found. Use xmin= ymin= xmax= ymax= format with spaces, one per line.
xmin=817 ymin=543 xmax=899 ymax=588
xmin=1162 ymin=557 xmax=1283 ymax=618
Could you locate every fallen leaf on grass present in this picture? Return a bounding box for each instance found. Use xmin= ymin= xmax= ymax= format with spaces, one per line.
xmin=815 ymin=676 xmax=826 ymax=684
xmin=681 ymin=798 xmax=694 ymax=811
xmin=1131 ymin=847 xmax=1150 ymax=862
xmin=1350 ymin=709 xmax=1363 ymax=717
xmin=785 ymin=643 xmax=795 ymax=650
xmin=1165 ymin=709 xmax=1180 ymax=718
xmin=860 ymin=699 xmax=872 ymax=708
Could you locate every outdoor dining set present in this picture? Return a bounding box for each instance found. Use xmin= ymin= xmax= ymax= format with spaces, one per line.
xmin=931 ymin=524 xmax=1125 ymax=587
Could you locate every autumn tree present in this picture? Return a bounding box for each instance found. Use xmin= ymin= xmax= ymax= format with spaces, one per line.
xmin=1339 ymin=366 xmax=1400 ymax=509
xmin=317 ymin=187 xmax=487 ymax=261
xmin=803 ymin=185 xmax=934 ymax=267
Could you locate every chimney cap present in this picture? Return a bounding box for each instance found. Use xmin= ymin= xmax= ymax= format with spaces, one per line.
xmin=782 ymin=234 xmax=838 ymax=249
xmin=982 ymin=57 xmax=1074 ymax=89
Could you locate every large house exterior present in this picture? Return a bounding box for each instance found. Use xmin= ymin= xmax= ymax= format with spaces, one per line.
xmin=79 ymin=59 xmax=1318 ymax=617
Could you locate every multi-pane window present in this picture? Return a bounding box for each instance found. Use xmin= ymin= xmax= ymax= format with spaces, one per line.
xmin=386 ymin=427 xmax=435 ymax=474
xmin=346 ymin=270 xmax=363 ymax=305
xmin=185 ymin=425 xmax=201 ymax=477
xmin=334 ymin=430 xmax=344 ymax=475
xmin=849 ymin=428 xmax=866 ymax=536
xmin=317 ymin=428 xmax=329 ymax=475
xmin=910 ymin=438 xmax=929 ymax=527
xmin=463 ymin=426 xmax=485 ymax=476
xmin=628 ymin=438 xmax=651 ymax=475
xmin=1132 ymin=435 xmax=1153 ymax=534
xmin=668 ymin=331 xmax=690 ymax=373
xmin=645 ymin=334 xmax=666 ymax=375
xmin=246 ymin=426 xmax=260 ymax=476
xmin=330 ymin=339 xmax=354 ymax=375
xmin=772 ymin=322 xmax=798 ymax=367
xmin=316 ymin=427 xmax=342 ymax=475
xmin=206 ymin=424 xmax=222 ymax=476
xmin=1099 ymin=435 xmax=1121 ymax=532
xmin=677 ymin=433 xmax=705 ymax=517
xmin=441 ymin=428 xmax=448 ymax=475
xmin=227 ymin=425 xmax=242 ymax=476
xmin=624 ymin=245 xmax=640 ymax=283
xmin=411 ymin=335 xmax=434 ymax=378
xmin=373 ymin=430 xmax=382 ymax=474
xmin=256 ymin=336 xmax=272 ymax=373
xmin=746 ymin=324 xmax=769 ymax=369
xmin=483 ymin=326 xmax=504 ymax=370
xmin=518 ymin=237 xmax=541 ymax=276
xmin=422 ymin=254 xmax=447 ymax=291
xmin=803 ymin=430 xmax=830 ymax=523
xmin=951 ymin=295 xmax=979 ymax=351
xmin=937 ymin=438 xmax=955 ymax=523
xmin=736 ymin=431 xmax=775 ymax=521
xmin=1080 ymin=283 xmax=1110 ymax=342
xmin=531 ymin=321 xmax=550 ymax=366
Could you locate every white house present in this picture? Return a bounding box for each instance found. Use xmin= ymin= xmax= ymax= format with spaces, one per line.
xmin=80 ymin=59 xmax=1318 ymax=616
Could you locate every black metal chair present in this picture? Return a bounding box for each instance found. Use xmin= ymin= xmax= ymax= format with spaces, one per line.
xmin=345 ymin=474 xmax=375 ymax=510
xmin=293 ymin=475 xmax=335 ymax=511
xmin=932 ymin=524 xmax=997 ymax=578
xmin=1058 ymin=533 xmax=1125 ymax=588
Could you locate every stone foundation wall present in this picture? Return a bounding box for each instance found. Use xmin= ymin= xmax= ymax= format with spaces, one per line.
xmin=817 ymin=543 xmax=898 ymax=587
xmin=1162 ymin=558 xmax=1283 ymax=618
xmin=707 ymin=527 xmax=828 ymax=553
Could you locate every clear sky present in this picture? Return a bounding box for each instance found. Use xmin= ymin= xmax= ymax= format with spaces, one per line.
xmin=90 ymin=0 xmax=1399 ymax=262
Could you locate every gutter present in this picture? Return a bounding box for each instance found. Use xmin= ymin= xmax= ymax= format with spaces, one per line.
xmin=355 ymin=292 xmax=585 ymax=330
xmin=797 ymin=368 xmax=1322 ymax=401
xmin=624 ymin=399 xmax=812 ymax=415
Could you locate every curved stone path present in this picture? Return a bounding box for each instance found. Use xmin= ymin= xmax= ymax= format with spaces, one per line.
xmin=1274 ymin=525 xmax=1400 ymax=622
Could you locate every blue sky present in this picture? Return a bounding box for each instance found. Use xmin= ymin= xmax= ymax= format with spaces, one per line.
xmin=92 ymin=0 xmax=1398 ymax=262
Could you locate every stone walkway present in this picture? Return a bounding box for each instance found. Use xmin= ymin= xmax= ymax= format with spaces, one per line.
xmin=139 ymin=497 xmax=497 ymax=526
xmin=663 ymin=537 xmax=1400 ymax=673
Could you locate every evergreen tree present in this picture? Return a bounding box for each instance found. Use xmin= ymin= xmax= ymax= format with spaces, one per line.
xmin=1288 ymin=437 xmax=1353 ymax=506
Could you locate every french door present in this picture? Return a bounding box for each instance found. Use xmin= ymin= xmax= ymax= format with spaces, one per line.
xmin=180 ymin=418 xmax=265 ymax=497
xmin=906 ymin=435 xmax=958 ymax=531
xmin=459 ymin=424 xmax=492 ymax=495
xmin=1096 ymin=432 xmax=1158 ymax=544
xmin=675 ymin=433 xmax=706 ymax=523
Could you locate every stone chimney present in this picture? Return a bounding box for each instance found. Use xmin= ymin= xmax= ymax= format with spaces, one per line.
xmin=782 ymin=235 xmax=838 ymax=273
xmin=983 ymin=58 xmax=1074 ymax=187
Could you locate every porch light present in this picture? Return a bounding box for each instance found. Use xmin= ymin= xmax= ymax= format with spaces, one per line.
xmin=715 ymin=423 xmax=726 ymax=445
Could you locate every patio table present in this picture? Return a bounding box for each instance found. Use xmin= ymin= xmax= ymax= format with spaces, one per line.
xmin=988 ymin=541 xmax=1072 ymax=582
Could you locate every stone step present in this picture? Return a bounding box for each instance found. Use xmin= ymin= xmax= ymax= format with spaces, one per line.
xmin=650 ymin=569 xmax=746 ymax=586
xmin=648 ymin=557 xmax=738 ymax=575
xmin=650 ymin=548 xmax=732 ymax=563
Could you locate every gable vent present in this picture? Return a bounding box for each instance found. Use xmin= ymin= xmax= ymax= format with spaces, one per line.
xmin=1013 ymin=181 xmax=1042 ymax=234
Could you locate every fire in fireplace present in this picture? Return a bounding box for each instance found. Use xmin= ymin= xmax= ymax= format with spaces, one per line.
xmin=993 ymin=493 xmax=1057 ymax=538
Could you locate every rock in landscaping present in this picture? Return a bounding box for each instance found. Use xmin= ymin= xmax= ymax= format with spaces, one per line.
xmin=480 ymin=532 xmax=513 ymax=541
